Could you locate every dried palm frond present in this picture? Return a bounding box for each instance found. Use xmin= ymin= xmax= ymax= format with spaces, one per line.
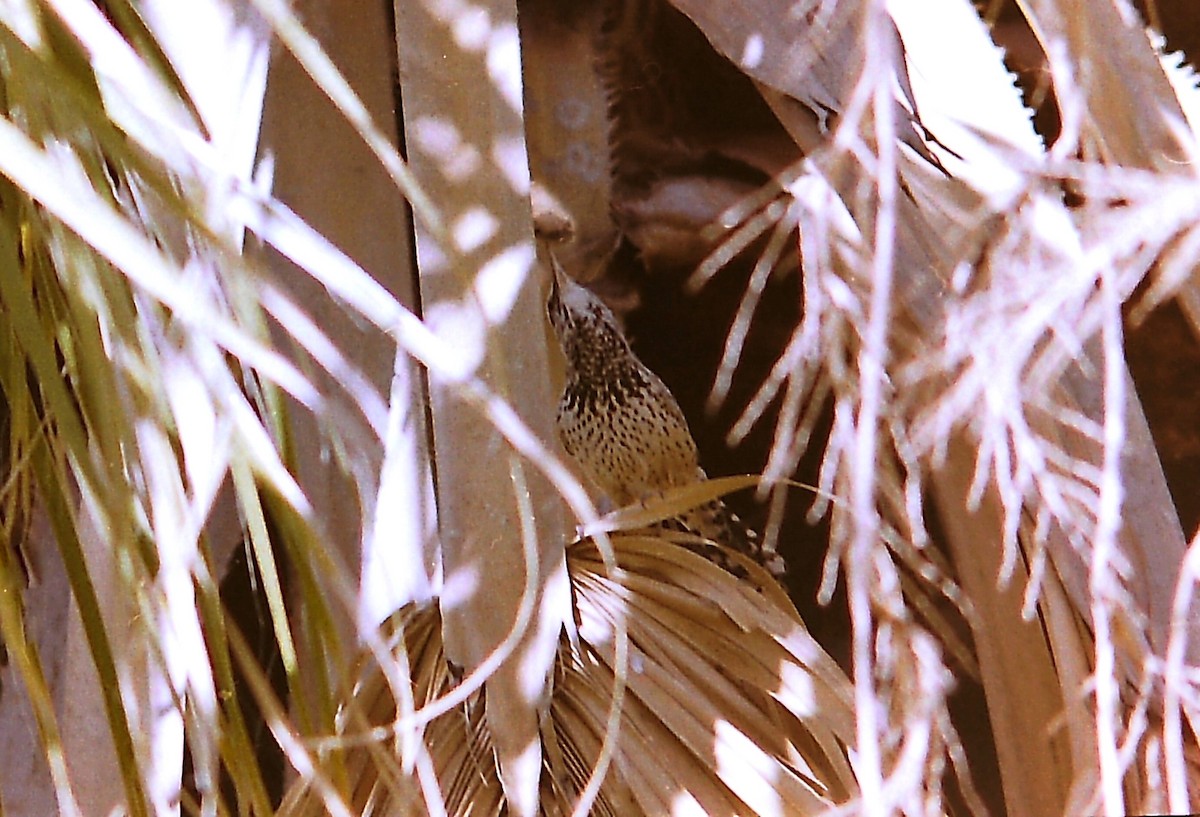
xmin=568 ymin=1 xmax=1200 ymax=814
xmin=280 ymin=517 xmax=867 ymax=817
xmin=0 ymin=1 xmax=443 ymax=812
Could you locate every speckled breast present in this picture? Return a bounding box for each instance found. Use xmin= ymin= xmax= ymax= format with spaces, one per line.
xmin=556 ymin=364 xmax=700 ymax=506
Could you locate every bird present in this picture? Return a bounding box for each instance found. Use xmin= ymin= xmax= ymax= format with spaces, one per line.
xmin=545 ymin=255 xmax=785 ymax=580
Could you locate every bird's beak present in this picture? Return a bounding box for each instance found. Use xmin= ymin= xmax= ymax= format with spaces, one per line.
xmin=547 ymin=253 xmax=567 ymax=313
xmin=550 ymin=253 xmax=569 ymax=290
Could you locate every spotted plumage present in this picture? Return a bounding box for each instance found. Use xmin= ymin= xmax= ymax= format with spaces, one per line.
xmin=546 ymin=257 xmax=785 ymax=579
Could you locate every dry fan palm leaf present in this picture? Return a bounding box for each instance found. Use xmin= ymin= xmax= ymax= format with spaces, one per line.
xmin=279 ymin=517 xmax=865 ymax=817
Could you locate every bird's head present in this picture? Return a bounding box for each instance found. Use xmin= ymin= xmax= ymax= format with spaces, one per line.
xmin=545 ymin=256 xmax=628 ymax=377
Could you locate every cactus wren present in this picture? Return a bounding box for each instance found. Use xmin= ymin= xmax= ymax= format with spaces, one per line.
xmin=545 ymin=256 xmax=785 ymax=579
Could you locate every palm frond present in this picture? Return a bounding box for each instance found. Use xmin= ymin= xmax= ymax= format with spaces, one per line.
xmin=281 ymin=526 xmax=861 ymax=816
